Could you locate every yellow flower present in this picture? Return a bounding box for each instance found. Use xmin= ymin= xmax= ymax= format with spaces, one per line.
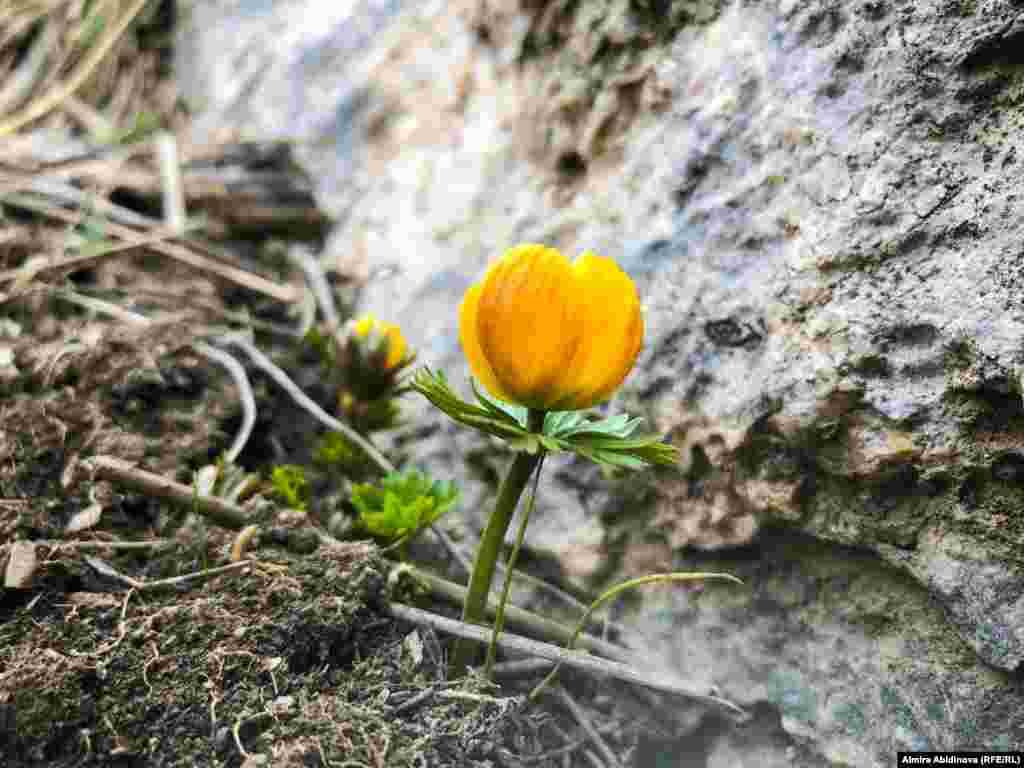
xmin=459 ymin=244 xmax=643 ymax=412
xmin=351 ymin=314 xmax=407 ymax=370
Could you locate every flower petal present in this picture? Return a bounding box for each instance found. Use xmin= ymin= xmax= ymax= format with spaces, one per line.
xmin=550 ymin=252 xmax=643 ymax=410
xmin=459 ymin=282 xmax=515 ymax=402
xmin=382 ymin=322 xmax=407 ymax=369
xmin=475 ymin=244 xmax=583 ymax=409
xmin=353 ymin=314 xmax=375 ymax=338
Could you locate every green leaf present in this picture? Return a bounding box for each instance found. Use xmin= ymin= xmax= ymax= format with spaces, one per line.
xmin=579 ymin=449 xmax=642 ymax=469
xmin=542 ymin=410 xmax=587 ymax=436
xmin=351 ymin=468 xmax=461 ymax=541
xmin=410 ymin=368 xmax=526 ymax=440
xmin=471 ymin=378 xmax=529 ymax=428
xmin=409 ymin=367 xmax=679 ymax=469
xmin=548 ymin=412 xmax=644 ymax=439
xmin=269 ymin=465 xmax=309 ymax=511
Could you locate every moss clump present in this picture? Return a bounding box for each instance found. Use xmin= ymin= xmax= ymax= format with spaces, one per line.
xmin=0 ymin=545 xmax=528 ymax=767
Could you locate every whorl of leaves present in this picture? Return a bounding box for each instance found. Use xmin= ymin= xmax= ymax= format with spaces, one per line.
xmin=410 ymin=368 xmax=678 ymax=469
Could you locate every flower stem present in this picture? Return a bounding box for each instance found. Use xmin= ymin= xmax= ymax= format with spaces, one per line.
xmin=450 ymin=409 xmax=545 ymax=677
xmin=484 ymin=450 xmax=545 ymax=677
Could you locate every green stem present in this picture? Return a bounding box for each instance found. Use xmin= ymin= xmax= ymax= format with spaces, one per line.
xmin=484 ymin=451 xmax=545 ymax=676
xmin=450 ymin=409 xmax=545 ymax=676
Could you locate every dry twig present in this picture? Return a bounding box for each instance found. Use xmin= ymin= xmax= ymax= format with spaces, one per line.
xmin=85 ymin=454 xmax=251 ymax=530
xmin=408 ymin=566 xmax=629 ymax=663
xmin=217 ymin=334 xmax=397 ymax=475
xmin=192 ymin=341 xmax=256 ymax=464
xmin=36 ymin=538 xmax=173 ymax=551
xmin=385 ymin=602 xmax=745 ymax=717
xmin=555 ymin=686 xmax=619 ymax=768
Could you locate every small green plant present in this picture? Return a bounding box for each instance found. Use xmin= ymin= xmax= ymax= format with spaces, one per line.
xmin=350 ymin=469 xmax=459 ymax=541
xmin=314 ymin=432 xmax=361 ymax=468
xmin=269 ymin=465 xmax=309 ymax=511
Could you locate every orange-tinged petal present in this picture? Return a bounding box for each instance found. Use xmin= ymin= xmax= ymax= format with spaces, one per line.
xmin=549 ymin=252 xmax=643 ymax=410
xmin=459 ymin=282 xmax=515 ymax=402
xmin=382 ymin=322 xmax=407 ymax=369
xmin=459 ymin=244 xmax=642 ymax=411
xmin=350 ymin=314 xmax=408 ymax=369
xmin=353 ymin=314 xmax=375 ymax=338
xmin=475 ymin=245 xmax=583 ymax=409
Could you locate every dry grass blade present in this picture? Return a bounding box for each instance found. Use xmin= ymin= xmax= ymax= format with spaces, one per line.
xmin=2 ymin=193 xmax=297 ymax=302
xmin=0 ymin=0 xmax=151 ymax=136
xmin=0 ymin=12 xmax=57 ymax=115
xmin=0 ymin=224 xmax=197 ymax=292
xmin=4 ymin=540 xmax=38 ymax=588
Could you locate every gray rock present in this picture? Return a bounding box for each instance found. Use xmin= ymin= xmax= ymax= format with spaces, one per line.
xmin=649 ymin=530 xmax=1023 ymax=764
xmin=177 ymin=0 xmax=1024 ymax=763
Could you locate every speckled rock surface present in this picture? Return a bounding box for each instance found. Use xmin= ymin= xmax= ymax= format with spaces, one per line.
xmin=641 ymin=530 xmax=1023 ymax=764
xmin=177 ymin=0 xmax=1024 ymax=762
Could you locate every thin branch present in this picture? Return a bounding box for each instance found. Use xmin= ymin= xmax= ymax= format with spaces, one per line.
xmin=555 ymin=686 xmax=620 ymax=768
xmin=55 ymin=285 xmax=302 ymax=339
xmin=37 ymin=538 xmax=173 ymax=551
xmin=385 ymin=602 xmax=745 ymax=717
xmin=490 ymin=658 xmax=554 ymax=680
xmin=10 ymin=136 xmax=157 ymax=177
xmin=84 ymin=555 xmax=257 ymax=591
xmin=407 ymin=566 xmax=630 ymax=663
xmin=35 ymin=293 xmax=255 ymax=466
xmin=85 ymin=455 xmax=346 ymax=553
xmin=217 ymin=334 xmax=396 ymax=475
xmin=192 ymin=342 xmax=256 ymax=464
xmin=13 ymin=176 xmax=162 ymax=228
xmin=435 ymin=689 xmax=517 ymax=706
xmin=86 ymin=454 xmax=250 ymax=530
xmin=83 ymin=556 xmax=143 ymax=589
xmin=388 ymin=685 xmax=437 ymax=715
xmin=141 ymin=560 xmax=257 ymax=591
